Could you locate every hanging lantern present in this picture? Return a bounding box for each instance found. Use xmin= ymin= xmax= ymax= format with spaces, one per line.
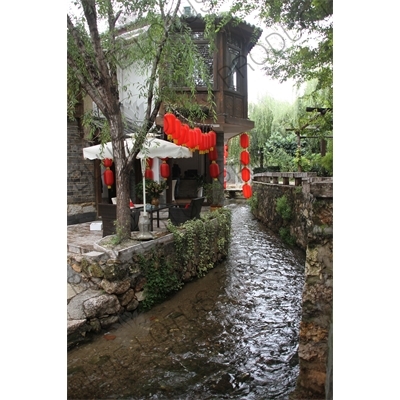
xmin=240 ymin=150 xmax=250 ymax=165
xmin=103 ymin=158 xmax=113 ymax=168
xmin=209 ymin=131 xmax=216 ymax=150
xmin=102 ymin=159 xmax=114 ymax=189
xmin=208 ymin=148 xmax=218 ymax=162
xmin=173 ymin=119 xmax=182 ymax=143
xmin=145 ymin=169 xmax=154 ymax=180
xmin=242 ymin=183 xmax=252 ymax=199
xmin=179 ymin=124 xmax=189 ymax=146
xmin=224 ymin=167 xmax=227 ymax=178
xmin=163 ymin=113 xmax=176 ymax=139
xmin=205 ymin=132 xmax=211 ymax=152
xmin=241 ymin=167 xmax=251 ymax=182
xmin=224 ymin=181 xmax=227 ymax=189
xmin=103 ymin=169 xmax=114 ymax=189
xmin=145 ymin=157 xmax=154 ymax=180
xmin=240 ymin=133 xmax=249 ymax=148
xmin=160 ymin=160 xmax=170 ymax=179
xmin=193 ymin=127 xmax=202 ymax=150
xmin=187 ymin=128 xmax=196 ymax=151
xmin=146 ymin=158 xmax=153 ymax=169
xmin=209 ymin=161 xmax=220 ymax=179
xmin=198 ymin=133 xmax=207 ymax=154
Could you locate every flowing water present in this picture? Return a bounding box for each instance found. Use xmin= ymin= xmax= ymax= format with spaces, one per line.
xmin=67 ymin=202 xmax=305 ymax=399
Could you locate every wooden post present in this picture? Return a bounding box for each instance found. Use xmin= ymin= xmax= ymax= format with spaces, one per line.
xmin=297 ymin=132 xmax=302 ymax=172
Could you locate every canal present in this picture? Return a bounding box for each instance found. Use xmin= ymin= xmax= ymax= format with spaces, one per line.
xmin=67 ymin=201 xmax=306 ymax=399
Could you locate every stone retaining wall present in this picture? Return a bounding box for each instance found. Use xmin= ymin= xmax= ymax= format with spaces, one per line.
xmin=252 ymin=174 xmax=333 ymax=399
xmin=67 ymin=213 xmax=231 ymax=349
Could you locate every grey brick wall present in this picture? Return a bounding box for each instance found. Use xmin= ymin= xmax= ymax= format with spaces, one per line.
xmin=67 ymin=120 xmax=97 ymax=224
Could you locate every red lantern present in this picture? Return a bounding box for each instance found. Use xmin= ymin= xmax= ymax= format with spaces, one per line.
xmin=240 ymin=133 xmax=249 ymax=148
xmin=145 ymin=169 xmax=154 ymax=180
xmin=209 ymin=131 xmax=216 ymax=150
xmin=241 ymin=167 xmax=250 ymax=182
xmin=146 ymin=158 xmax=153 ymax=169
xmin=243 ymin=183 xmax=252 ymax=198
xmin=224 ymin=181 xmax=227 ymax=189
xmin=186 ymin=128 xmax=196 ymax=151
xmin=173 ymin=119 xmax=182 ymax=143
xmin=208 ymin=148 xmax=218 ymax=161
xmin=209 ymin=161 xmax=220 ymax=179
xmin=199 ymin=133 xmax=207 ymax=154
xmin=104 ymin=169 xmax=114 ymax=189
xmin=160 ymin=161 xmax=170 ymax=179
xmin=179 ymin=124 xmax=189 ymax=146
xmin=163 ymin=113 xmax=176 ymax=138
xmin=103 ymin=158 xmax=113 ymax=168
xmin=193 ymin=128 xmax=202 ymax=150
xmin=240 ymin=150 xmax=250 ymax=166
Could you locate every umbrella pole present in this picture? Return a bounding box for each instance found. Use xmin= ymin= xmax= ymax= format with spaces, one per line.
xmin=142 ymin=174 xmax=147 ymax=217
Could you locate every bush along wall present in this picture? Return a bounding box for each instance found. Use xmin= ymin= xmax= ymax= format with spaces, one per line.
xmin=67 ymin=208 xmax=232 ymax=348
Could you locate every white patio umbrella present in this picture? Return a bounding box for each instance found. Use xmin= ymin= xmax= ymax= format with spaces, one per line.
xmin=82 ymin=135 xmax=192 ymax=222
xmin=82 ymin=136 xmax=192 ymax=160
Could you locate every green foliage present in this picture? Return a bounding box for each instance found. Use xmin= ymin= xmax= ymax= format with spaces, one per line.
xmin=167 ymin=208 xmax=232 ymax=278
xmin=204 ymin=180 xmax=225 ymax=206
xmin=279 ymin=227 xmax=296 ymax=246
xmin=136 ymin=179 xmax=167 ymax=200
xmin=248 ymin=191 xmax=258 ymax=214
xmin=138 ymin=251 xmax=183 ymax=311
xmin=276 ymin=195 xmax=292 ymax=220
xmin=320 ymin=151 xmax=333 ymax=176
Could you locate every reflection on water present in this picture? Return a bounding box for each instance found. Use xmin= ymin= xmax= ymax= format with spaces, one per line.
xmin=68 ymin=202 xmax=305 ymax=399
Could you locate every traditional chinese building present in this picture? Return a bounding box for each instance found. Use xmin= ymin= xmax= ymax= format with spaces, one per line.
xmin=67 ymin=14 xmax=261 ymax=223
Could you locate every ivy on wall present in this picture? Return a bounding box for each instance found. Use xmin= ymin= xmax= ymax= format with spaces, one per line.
xmin=138 ymin=208 xmax=232 ymax=310
xmin=168 ymin=208 xmax=232 ymax=278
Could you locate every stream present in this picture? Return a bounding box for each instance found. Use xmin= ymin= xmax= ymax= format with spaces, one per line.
xmin=67 ymin=201 xmax=305 ymax=399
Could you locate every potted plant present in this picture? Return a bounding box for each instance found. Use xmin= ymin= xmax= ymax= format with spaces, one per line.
xmin=136 ymin=179 xmax=168 ymax=206
xmin=204 ymin=180 xmax=225 ymax=211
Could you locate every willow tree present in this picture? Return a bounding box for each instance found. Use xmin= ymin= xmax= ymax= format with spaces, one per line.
xmin=248 ymin=95 xmax=293 ymax=166
xmin=67 ymin=0 xmax=216 ymax=240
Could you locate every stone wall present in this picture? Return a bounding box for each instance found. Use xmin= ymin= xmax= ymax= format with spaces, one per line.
xmin=67 ymin=213 xmax=231 ymax=349
xmin=67 ymin=119 xmax=97 ymax=225
xmin=252 ymin=175 xmax=333 ymax=399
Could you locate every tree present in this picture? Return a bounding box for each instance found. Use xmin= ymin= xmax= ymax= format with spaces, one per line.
xmin=248 ymin=95 xmax=292 ymax=166
xmin=207 ymin=0 xmax=332 ymax=91
xmin=67 ymin=0 xmax=216 ymax=240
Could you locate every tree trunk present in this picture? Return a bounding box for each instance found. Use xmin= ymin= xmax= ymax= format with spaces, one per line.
xmin=109 ymin=113 xmax=131 ymax=240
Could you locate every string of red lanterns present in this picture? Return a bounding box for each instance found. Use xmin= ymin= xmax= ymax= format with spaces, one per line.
xmin=240 ymin=133 xmax=252 ymax=199
xmin=163 ymin=113 xmax=216 ymax=154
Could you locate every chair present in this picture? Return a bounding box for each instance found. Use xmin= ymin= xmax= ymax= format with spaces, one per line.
xmin=98 ymin=204 xmax=140 ymax=237
xmin=168 ymin=197 xmax=205 ymax=226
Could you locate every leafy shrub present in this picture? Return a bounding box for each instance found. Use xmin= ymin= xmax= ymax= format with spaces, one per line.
xmin=276 ymin=195 xmax=292 ymax=220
